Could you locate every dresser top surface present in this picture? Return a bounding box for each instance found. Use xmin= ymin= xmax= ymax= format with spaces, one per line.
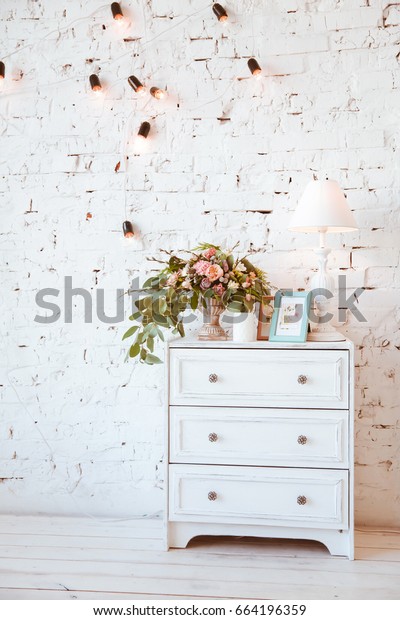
xmin=168 ymin=337 xmax=354 ymax=351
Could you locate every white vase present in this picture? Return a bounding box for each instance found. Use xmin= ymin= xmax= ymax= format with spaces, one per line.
xmin=232 ymin=311 xmax=258 ymax=343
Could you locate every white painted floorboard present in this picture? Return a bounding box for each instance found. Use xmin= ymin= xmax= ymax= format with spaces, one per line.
xmin=0 ymin=518 xmax=399 ymax=600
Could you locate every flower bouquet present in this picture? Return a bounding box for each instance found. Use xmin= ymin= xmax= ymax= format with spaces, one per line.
xmin=123 ymin=243 xmax=270 ymax=364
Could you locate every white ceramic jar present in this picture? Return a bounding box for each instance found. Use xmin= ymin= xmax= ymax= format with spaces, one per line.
xmin=232 ymin=311 xmax=258 ymax=342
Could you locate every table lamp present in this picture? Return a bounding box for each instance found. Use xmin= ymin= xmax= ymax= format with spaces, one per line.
xmin=289 ymin=179 xmax=358 ymax=341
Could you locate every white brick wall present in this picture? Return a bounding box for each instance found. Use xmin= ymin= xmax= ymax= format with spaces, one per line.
xmin=0 ymin=0 xmax=399 ymax=527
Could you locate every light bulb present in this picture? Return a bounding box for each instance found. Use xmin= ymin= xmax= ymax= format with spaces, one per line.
xmin=128 ymin=75 xmax=146 ymax=96
xmin=89 ymin=74 xmax=102 ymax=93
xmin=123 ymin=220 xmax=134 ymax=238
xmin=137 ymin=121 xmax=150 ymax=140
xmin=212 ymin=4 xmax=228 ymax=22
xmin=111 ymin=2 xmax=124 ymax=21
xmin=248 ymin=58 xmax=262 ymax=78
xmin=150 ymin=86 xmax=166 ymax=100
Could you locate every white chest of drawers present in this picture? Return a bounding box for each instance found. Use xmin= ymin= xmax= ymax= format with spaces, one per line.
xmin=165 ymin=340 xmax=354 ymax=559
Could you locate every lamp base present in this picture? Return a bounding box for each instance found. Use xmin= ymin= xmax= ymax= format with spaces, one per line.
xmin=308 ymin=242 xmax=345 ymax=342
xmin=308 ymin=329 xmax=346 ymax=342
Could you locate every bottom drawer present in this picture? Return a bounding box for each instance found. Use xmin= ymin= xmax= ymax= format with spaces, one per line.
xmin=169 ymin=465 xmax=348 ymax=530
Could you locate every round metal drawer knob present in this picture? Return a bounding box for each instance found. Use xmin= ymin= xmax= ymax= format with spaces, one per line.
xmin=297 ymin=374 xmax=308 ymax=385
xmin=208 ymin=432 xmax=218 ymax=442
xmin=297 ymin=495 xmax=307 ymax=505
xmin=208 ymin=491 xmax=217 ymax=501
xmin=209 ymin=373 xmax=218 ymax=383
xmin=297 ymin=435 xmax=308 ymax=445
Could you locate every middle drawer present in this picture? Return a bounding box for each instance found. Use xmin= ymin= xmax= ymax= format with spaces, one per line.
xmin=170 ymin=406 xmax=349 ymax=469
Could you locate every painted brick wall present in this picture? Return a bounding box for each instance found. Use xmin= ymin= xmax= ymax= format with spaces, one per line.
xmin=0 ymin=0 xmax=399 ymax=527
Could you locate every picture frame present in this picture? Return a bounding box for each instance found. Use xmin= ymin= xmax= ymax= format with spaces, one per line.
xmin=257 ymin=295 xmax=275 ymax=341
xmin=269 ymin=290 xmax=311 ymax=343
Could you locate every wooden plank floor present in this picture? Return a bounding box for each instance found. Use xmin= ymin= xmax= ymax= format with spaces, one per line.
xmin=0 ymin=519 xmax=399 ymax=600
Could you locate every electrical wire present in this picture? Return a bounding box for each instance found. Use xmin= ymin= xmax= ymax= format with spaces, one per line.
xmin=1 ymin=2 xmax=262 ymax=525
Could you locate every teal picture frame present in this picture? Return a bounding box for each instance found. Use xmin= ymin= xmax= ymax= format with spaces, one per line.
xmin=269 ymin=290 xmax=311 ymax=343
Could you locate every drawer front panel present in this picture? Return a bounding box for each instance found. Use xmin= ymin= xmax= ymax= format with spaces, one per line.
xmin=170 ymin=349 xmax=348 ymax=409
xmin=169 ymin=407 xmax=349 ymax=468
xmin=169 ymin=465 xmax=348 ymax=530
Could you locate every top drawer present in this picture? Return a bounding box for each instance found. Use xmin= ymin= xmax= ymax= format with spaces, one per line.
xmin=169 ymin=348 xmax=349 ymax=409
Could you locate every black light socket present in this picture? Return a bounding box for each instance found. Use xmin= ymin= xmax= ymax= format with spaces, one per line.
xmin=138 ymin=121 xmax=150 ymax=139
xmin=123 ymin=220 xmax=134 ymax=238
xmin=0 ymin=61 xmax=5 ymax=79
xmin=212 ymin=3 xmax=228 ymax=22
xmin=128 ymin=75 xmax=144 ymax=93
xmin=248 ymin=58 xmax=262 ymax=76
xmin=89 ymin=74 xmax=102 ymax=91
xmin=111 ymin=2 xmax=123 ymax=20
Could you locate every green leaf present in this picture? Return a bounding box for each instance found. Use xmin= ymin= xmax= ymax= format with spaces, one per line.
xmin=129 ymin=311 xmax=141 ymax=321
xmin=241 ymin=257 xmax=256 ymax=273
xmin=158 ymin=298 xmax=167 ymax=314
xmin=156 ymin=326 xmax=165 ymax=341
xmin=122 ymin=325 xmax=139 ymax=340
xmin=142 ymin=276 xmax=160 ymax=289
xmin=244 ymin=298 xmax=254 ymax=312
xmin=136 ymin=332 xmax=145 ymax=344
xmin=153 ymin=312 xmax=169 ymax=327
xmin=190 ymin=292 xmax=199 ymax=310
xmin=129 ymin=342 xmax=140 ymax=358
xmin=227 ymin=301 xmax=244 ymax=313
xmin=145 ymin=353 xmax=163 ymax=365
xmin=147 ymin=336 xmax=154 ymax=352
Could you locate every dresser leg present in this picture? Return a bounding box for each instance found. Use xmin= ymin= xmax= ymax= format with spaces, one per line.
xmin=168 ymin=522 xmax=203 ymax=548
xmin=317 ymin=531 xmax=353 ymax=559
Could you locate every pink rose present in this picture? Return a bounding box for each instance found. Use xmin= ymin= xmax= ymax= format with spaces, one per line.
xmin=200 ymin=278 xmax=211 ymax=290
xmin=193 ymin=260 xmax=210 ymax=275
xmin=213 ymin=283 xmax=225 ymax=297
xmin=166 ymin=272 xmax=179 ymax=286
xmin=203 ymin=247 xmax=216 ymax=260
xmin=206 ymin=263 xmax=224 ymax=282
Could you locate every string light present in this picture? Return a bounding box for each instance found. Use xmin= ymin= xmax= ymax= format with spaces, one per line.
xmin=128 ymin=75 xmax=145 ymax=95
xmin=122 ymin=220 xmax=134 ymax=238
xmin=111 ymin=2 xmax=124 ymax=21
xmin=0 ymin=61 xmax=5 ymax=80
xmin=89 ymin=74 xmax=102 ymax=92
xmin=212 ymin=3 xmax=228 ymax=22
xmin=150 ymin=86 xmax=166 ymax=100
xmin=248 ymin=58 xmax=262 ymax=77
xmin=137 ymin=121 xmax=151 ymax=140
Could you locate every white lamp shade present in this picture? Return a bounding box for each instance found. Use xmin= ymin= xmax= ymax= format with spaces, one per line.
xmin=289 ymin=180 xmax=358 ymax=233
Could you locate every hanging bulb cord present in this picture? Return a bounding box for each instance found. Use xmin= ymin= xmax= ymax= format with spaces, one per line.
xmin=0 ymin=4 xmax=210 ymax=99
xmin=0 ymin=1 xmax=245 ymax=137
xmin=1 ymin=3 xmax=261 ymax=524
